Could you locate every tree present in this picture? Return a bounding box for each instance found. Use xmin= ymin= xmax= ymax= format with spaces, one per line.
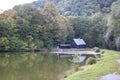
xmin=9 ymin=37 xmax=28 ymax=51
xmin=0 ymin=10 xmax=16 ymax=38
xmin=104 ymin=0 xmax=120 ymax=50
xmin=42 ymin=2 xmax=71 ymax=44
xmin=32 ymin=0 xmax=116 ymax=16
xmin=70 ymin=13 xmax=107 ymax=47
xmin=0 ymin=37 xmax=10 ymax=51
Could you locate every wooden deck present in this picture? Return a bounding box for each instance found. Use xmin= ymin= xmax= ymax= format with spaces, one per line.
xmin=51 ymin=49 xmax=100 ymax=55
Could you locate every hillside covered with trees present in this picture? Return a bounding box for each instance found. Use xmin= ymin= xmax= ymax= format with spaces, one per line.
xmin=0 ymin=0 xmax=120 ymax=51
xmin=32 ymin=0 xmax=116 ymax=16
xmin=0 ymin=3 xmax=73 ymax=51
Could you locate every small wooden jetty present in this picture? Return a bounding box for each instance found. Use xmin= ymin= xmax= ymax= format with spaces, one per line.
xmin=51 ymin=49 xmax=101 ymax=58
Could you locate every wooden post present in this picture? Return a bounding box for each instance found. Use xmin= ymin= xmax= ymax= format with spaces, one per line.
xmin=57 ymin=53 xmax=60 ymax=59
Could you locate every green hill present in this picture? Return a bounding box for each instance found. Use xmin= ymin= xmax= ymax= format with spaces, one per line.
xmin=32 ymin=0 xmax=116 ymax=16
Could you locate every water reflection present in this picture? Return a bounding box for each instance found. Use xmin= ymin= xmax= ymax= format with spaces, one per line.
xmin=0 ymin=53 xmax=70 ymax=80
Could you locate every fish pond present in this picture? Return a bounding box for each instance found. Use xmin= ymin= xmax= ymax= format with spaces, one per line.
xmin=0 ymin=52 xmax=72 ymax=80
xmin=0 ymin=52 xmax=96 ymax=80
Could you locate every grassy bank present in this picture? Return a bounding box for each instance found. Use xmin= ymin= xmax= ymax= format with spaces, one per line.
xmin=64 ymin=50 xmax=120 ymax=80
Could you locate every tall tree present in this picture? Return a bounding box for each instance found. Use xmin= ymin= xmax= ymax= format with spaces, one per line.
xmin=42 ymin=2 xmax=71 ymax=43
xmin=104 ymin=0 xmax=120 ymax=50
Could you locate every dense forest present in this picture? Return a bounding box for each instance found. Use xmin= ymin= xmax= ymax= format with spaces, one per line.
xmin=0 ymin=0 xmax=120 ymax=51
xmin=32 ymin=0 xmax=116 ymax=16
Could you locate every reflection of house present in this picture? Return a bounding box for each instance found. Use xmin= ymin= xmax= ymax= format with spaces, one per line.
xmin=72 ymin=38 xmax=86 ymax=48
xmin=73 ymin=55 xmax=86 ymax=63
xmin=58 ymin=38 xmax=87 ymax=49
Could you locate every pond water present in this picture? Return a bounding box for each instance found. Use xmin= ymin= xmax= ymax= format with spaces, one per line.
xmin=0 ymin=52 xmax=71 ymax=80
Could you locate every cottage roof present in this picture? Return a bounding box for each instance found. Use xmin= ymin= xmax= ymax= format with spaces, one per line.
xmin=73 ymin=38 xmax=86 ymax=45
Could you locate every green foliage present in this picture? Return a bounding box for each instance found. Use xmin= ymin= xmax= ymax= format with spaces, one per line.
xmin=42 ymin=2 xmax=59 ymax=17
xmin=65 ymin=50 xmax=120 ymax=80
xmin=28 ymin=43 xmax=37 ymax=51
xmin=94 ymin=47 xmax=100 ymax=52
xmin=0 ymin=0 xmax=119 ymax=51
xmin=34 ymin=40 xmax=44 ymax=49
xmin=117 ymin=70 xmax=120 ymax=74
xmin=0 ymin=2 xmax=73 ymax=51
xmin=9 ymin=38 xmax=28 ymax=51
xmin=32 ymin=0 xmax=116 ymax=16
xmin=42 ymin=2 xmax=71 ymax=43
xmin=111 ymin=0 xmax=120 ymax=50
xmin=85 ymin=57 xmax=96 ymax=65
xmin=0 ymin=37 xmax=10 ymax=51
xmin=104 ymin=0 xmax=120 ymax=50
xmin=70 ymin=14 xmax=107 ymax=47
xmin=74 ymin=64 xmax=80 ymax=71
xmin=100 ymin=50 xmax=105 ymax=54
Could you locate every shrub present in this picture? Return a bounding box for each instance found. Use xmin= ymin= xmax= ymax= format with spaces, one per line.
xmin=94 ymin=47 xmax=100 ymax=52
xmin=85 ymin=57 xmax=96 ymax=65
xmin=9 ymin=39 xmax=28 ymax=51
xmin=100 ymin=50 xmax=104 ymax=54
xmin=0 ymin=37 xmax=10 ymax=51
xmin=74 ymin=64 xmax=80 ymax=71
xmin=117 ymin=70 xmax=120 ymax=74
xmin=64 ymin=70 xmax=74 ymax=78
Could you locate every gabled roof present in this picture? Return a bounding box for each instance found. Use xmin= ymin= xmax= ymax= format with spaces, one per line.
xmin=73 ymin=38 xmax=86 ymax=45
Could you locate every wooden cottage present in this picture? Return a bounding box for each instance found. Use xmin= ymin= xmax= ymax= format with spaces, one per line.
xmin=58 ymin=44 xmax=71 ymax=49
xmin=58 ymin=38 xmax=87 ymax=49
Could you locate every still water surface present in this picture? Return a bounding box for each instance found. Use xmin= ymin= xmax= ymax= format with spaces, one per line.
xmin=0 ymin=52 xmax=71 ymax=80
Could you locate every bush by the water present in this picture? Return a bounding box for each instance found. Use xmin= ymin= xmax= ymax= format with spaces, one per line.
xmin=94 ymin=47 xmax=100 ymax=52
xmin=74 ymin=64 xmax=80 ymax=71
xmin=117 ymin=70 xmax=120 ymax=74
xmin=99 ymin=50 xmax=105 ymax=54
xmin=85 ymin=57 xmax=96 ymax=65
